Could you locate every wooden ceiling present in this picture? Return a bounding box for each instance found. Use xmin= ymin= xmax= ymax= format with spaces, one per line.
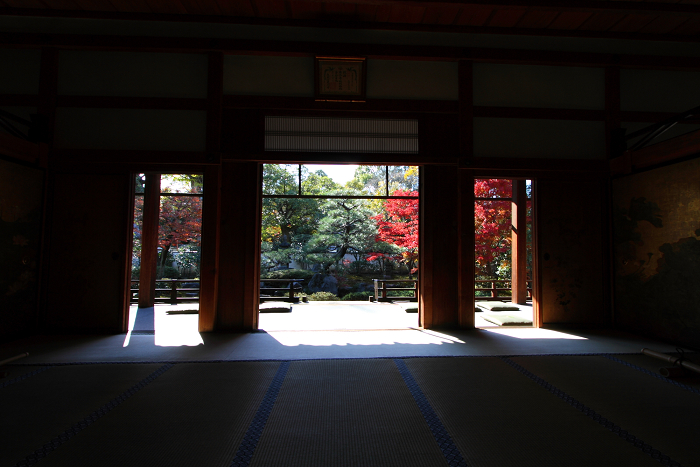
xmin=2 ymin=0 xmax=700 ymax=42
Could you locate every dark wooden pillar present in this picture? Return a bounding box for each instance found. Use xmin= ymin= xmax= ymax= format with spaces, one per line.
xmin=457 ymin=169 xmax=475 ymax=327
xmin=198 ymin=166 xmax=220 ymax=332
xmin=605 ymin=66 xmax=621 ymax=160
xmin=511 ymin=179 xmax=528 ymax=304
xmin=37 ymin=48 xmax=58 ymax=149
xmin=138 ymin=173 xmax=160 ymax=308
xmin=458 ymin=60 xmax=474 ymax=167
xmin=456 ymin=59 xmax=475 ymax=327
xmin=199 ymin=51 xmax=224 ymax=332
xmin=420 ymin=165 xmax=459 ymax=329
xmin=216 ymin=161 xmax=261 ymax=331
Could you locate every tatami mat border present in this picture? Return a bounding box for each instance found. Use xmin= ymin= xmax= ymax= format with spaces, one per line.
xmin=1 ymin=366 xmax=51 ymax=388
xmin=501 ymin=357 xmax=682 ymax=467
xmin=13 ymin=364 xmax=174 ymax=467
xmin=229 ymin=361 xmax=290 ymax=467
xmin=394 ymin=358 xmax=468 ymax=467
xmin=604 ymin=354 xmax=700 ymax=396
xmin=6 ymin=352 xmax=658 ymax=367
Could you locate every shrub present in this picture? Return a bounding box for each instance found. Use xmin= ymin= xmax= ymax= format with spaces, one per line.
xmin=386 ymin=290 xmax=416 ymax=297
xmin=308 ymin=292 xmax=339 ymax=301
xmin=341 ymin=291 xmax=373 ymax=301
xmin=261 ymin=269 xmax=315 ymax=280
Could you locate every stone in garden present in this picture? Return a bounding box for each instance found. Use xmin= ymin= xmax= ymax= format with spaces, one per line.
xmin=308 ymin=273 xmax=338 ymax=295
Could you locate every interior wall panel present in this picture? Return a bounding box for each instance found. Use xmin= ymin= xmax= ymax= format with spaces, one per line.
xmin=474 ymin=118 xmax=606 ymax=159
xmin=58 ymin=51 xmax=208 ymax=98
xmin=473 ymin=64 xmax=605 ymax=109
xmin=54 ymin=108 xmax=207 ymax=151
xmin=367 ymin=60 xmax=458 ymax=100
xmin=538 ymin=177 xmax=608 ymax=325
xmin=0 ymin=48 xmax=41 ymax=95
xmin=223 ymin=56 xmax=314 ymax=96
xmin=45 ymin=171 xmax=129 ymax=332
xmin=621 ymin=69 xmax=700 ymax=113
xmin=612 ymin=157 xmax=700 ymax=349
xmin=0 ymin=158 xmax=44 ymax=341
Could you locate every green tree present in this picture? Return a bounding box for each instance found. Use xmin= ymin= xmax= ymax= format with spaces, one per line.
xmin=261 ymin=165 xmax=341 ymax=270
xmin=304 ymin=193 xmax=378 ymax=272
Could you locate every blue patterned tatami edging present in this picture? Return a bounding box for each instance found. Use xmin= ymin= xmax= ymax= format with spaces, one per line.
xmin=1 ymin=366 xmax=50 ymax=389
xmin=500 ymin=357 xmax=682 ymax=467
xmin=8 ymin=352 xmax=647 ymax=367
xmin=14 ymin=363 xmax=173 ymax=467
xmin=394 ymin=358 xmax=468 ymax=467
xmin=229 ymin=361 xmax=290 ymax=467
xmin=603 ymin=354 xmax=700 ymax=395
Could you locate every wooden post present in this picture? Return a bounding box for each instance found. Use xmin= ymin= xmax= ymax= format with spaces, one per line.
xmin=216 ymin=161 xmax=261 ymax=331
xmin=198 ymin=165 xmax=220 ymax=332
xmin=511 ymin=179 xmax=527 ymax=304
xmin=37 ymin=48 xmax=58 ymax=148
xmin=170 ymin=280 xmax=178 ymax=304
xmin=420 ymin=164 xmax=459 ymax=328
xmin=458 ymin=60 xmax=473 ymax=168
xmin=605 ymin=66 xmax=621 ymax=160
xmin=198 ymin=52 xmax=224 ymax=332
xmin=138 ymin=173 xmax=160 ymax=308
xmin=457 ymin=168 xmax=475 ymax=327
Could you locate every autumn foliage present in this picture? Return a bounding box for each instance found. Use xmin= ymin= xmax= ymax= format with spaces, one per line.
xmin=474 ymin=179 xmax=513 ymax=277
xmin=368 ymin=190 xmax=419 ymax=273
xmin=158 ymin=195 xmax=203 ymax=251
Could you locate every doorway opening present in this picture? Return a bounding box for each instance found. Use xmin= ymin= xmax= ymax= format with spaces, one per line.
xmin=127 ymin=173 xmax=203 ymax=345
xmin=258 ymin=163 xmax=420 ymax=331
xmin=474 ymin=178 xmax=534 ymax=328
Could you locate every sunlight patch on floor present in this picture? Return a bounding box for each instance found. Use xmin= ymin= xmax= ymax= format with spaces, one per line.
xmin=483 ymin=328 xmax=588 ymax=340
xmin=124 ymin=304 xmax=203 ymax=347
xmin=266 ymin=329 xmax=456 ymax=347
xmin=155 ymin=313 xmax=203 ymax=347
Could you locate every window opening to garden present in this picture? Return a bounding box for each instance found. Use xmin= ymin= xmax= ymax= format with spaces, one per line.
xmin=127 ymin=173 xmax=203 ymax=346
xmin=259 ymin=164 xmax=419 ymax=331
xmin=474 ymin=178 xmax=534 ymax=328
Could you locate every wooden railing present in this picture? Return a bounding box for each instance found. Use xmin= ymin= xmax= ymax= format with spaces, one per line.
xmin=475 ymin=279 xmax=532 ymax=301
xmin=130 ymin=279 xmax=200 ymax=304
xmin=260 ymin=279 xmax=306 ymax=302
xmin=373 ymin=279 xmax=418 ymax=303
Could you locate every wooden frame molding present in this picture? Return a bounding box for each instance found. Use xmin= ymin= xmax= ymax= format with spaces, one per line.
xmin=137 ymin=173 xmax=160 ymax=308
xmin=3 ymin=2 xmax=700 ymax=44
xmin=511 ymin=179 xmax=528 ymax=304
xmin=2 ymin=33 xmax=700 ymax=70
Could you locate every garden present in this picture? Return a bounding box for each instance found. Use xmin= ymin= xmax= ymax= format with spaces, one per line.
xmin=260 ymin=164 xmax=419 ymax=302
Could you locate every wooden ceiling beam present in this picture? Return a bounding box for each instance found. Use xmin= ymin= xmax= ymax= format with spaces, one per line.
xmin=2 ymin=5 xmax=700 ymax=43
xmin=3 ymin=31 xmax=700 ymax=70
xmin=316 ymin=0 xmax=700 ymax=16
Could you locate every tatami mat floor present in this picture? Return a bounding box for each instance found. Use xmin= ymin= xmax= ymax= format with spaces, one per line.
xmin=2 ymin=306 xmax=699 ymax=467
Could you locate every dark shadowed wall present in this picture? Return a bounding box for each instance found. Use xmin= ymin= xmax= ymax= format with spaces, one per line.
xmin=612 ymin=157 xmax=700 ymax=349
xmin=538 ymin=177 xmax=609 ymax=326
xmin=44 ymin=171 xmax=130 ymax=332
xmin=0 ymin=157 xmax=44 ymax=341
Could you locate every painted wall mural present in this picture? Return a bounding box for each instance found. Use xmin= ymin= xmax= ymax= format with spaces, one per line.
xmin=613 ymin=157 xmax=700 ymax=349
xmin=538 ymin=179 xmax=606 ymax=324
xmin=0 ymin=157 xmax=44 ymax=341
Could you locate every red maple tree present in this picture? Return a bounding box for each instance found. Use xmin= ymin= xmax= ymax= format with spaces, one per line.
xmin=368 ymin=190 xmax=419 ymax=274
xmin=158 ymin=195 xmax=203 ymax=251
xmin=474 ymin=179 xmax=513 ymax=277
xmin=133 ymin=193 xmax=203 ymax=274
